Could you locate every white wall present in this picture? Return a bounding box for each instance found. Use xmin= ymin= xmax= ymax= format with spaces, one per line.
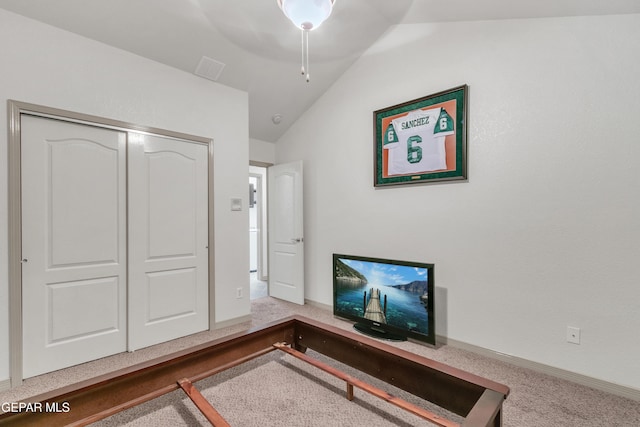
xmin=0 ymin=10 xmax=251 ymax=383
xmin=276 ymin=15 xmax=640 ymax=390
xmin=250 ymin=138 xmax=276 ymax=165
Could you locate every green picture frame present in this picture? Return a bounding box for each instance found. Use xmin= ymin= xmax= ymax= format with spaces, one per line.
xmin=374 ymin=85 xmax=468 ymax=187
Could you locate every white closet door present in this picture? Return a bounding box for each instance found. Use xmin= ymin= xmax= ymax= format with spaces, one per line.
xmin=127 ymin=133 xmax=209 ymax=350
xmin=21 ymin=116 xmax=127 ymax=378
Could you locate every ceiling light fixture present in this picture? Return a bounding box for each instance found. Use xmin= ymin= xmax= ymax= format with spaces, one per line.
xmin=278 ymin=0 xmax=335 ymax=83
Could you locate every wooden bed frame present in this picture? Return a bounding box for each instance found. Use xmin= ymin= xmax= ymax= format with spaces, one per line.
xmin=0 ymin=316 xmax=509 ymax=426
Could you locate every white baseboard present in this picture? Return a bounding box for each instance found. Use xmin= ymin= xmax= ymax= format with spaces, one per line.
xmin=440 ymin=335 xmax=640 ymax=402
xmin=214 ymin=314 xmax=252 ymax=330
xmin=0 ymin=379 xmax=10 ymax=393
xmin=304 ymin=299 xmax=332 ymax=312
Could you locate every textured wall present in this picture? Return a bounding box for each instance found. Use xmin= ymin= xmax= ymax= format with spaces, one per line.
xmin=275 ymin=15 xmax=640 ymax=389
xmin=0 ymin=9 xmax=250 ymax=383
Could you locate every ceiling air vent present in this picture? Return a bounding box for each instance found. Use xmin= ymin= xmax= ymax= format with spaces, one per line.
xmin=194 ymin=56 xmax=225 ymax=81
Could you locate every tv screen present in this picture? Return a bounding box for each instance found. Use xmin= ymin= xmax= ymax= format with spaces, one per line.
xmin=333 ymin=254 xmax=435 ymax=345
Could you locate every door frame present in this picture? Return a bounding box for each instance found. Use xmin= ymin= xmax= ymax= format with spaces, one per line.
xmin=7 ymin=100 xmax=215 ymax=387
xmin=249 ymin=161 xmax=271 ymax=282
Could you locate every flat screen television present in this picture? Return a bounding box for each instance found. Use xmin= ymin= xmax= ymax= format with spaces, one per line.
xmin=333 ymin=254 xmax=435 ymax=345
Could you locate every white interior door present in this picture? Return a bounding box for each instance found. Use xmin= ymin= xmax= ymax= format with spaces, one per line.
xmin=268 ymin=161 xmax=304 ymax=305
xmin=21 ymin=115 xmax=127 ymax=378
xmin=127 ymin=133 xmax=209 ymax=350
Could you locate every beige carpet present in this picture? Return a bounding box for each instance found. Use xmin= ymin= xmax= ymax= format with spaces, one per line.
xmin=2 ymin=297 xmax=639 ymax=426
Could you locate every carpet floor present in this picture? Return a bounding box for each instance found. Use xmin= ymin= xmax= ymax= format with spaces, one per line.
xmin=1 ymin=297 xmax=639 ymax=426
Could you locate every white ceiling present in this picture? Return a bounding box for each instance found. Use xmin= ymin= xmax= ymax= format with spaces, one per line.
xmin=1 ymin=0 xmax=639 ymax=142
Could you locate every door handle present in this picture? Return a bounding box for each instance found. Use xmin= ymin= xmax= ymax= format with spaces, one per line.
xmin=291 ymin=238 xmax=304 ymax=243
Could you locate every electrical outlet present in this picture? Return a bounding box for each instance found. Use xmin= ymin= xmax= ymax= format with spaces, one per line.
xmin=567 ymin=326 xmax=581 ymax=344
xmin=236 ymin=287 xmax=243 ymax=299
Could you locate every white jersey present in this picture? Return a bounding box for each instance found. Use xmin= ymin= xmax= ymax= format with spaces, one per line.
xmin=384 ymin=107 xmax=454 ymax=175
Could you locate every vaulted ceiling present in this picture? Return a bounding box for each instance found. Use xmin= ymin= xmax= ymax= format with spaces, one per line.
xmin=1 ymin=0 xmax=639 ymax=142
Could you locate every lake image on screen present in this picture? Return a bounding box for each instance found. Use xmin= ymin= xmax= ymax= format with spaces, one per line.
xmin=335 ymin=258 xmax=430 ymax=335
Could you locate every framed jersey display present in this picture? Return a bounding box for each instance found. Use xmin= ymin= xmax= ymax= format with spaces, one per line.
xmin=374 ymin=85 xmax=468 ymax=187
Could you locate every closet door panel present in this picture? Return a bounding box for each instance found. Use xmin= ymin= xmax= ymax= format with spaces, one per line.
xmin=128 ymin=133 xmax=209 ymax=350
xmin=21 ymin=115 xmax=127 ymax=378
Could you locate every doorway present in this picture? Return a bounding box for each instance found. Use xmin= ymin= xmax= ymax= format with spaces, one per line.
xmin=249 ymin=164 xmax=268 ymax=299
xmin=248 ymin=160 xmax=304 ymax=305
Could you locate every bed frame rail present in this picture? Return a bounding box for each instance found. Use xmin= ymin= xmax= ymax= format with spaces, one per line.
xmin=291 ymin=318 xmax=510 ymax=422
xmin=0 ymin=316 xmax=508 ymax=427
xmin=0 ymin=319 xmax=295 ymax=426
